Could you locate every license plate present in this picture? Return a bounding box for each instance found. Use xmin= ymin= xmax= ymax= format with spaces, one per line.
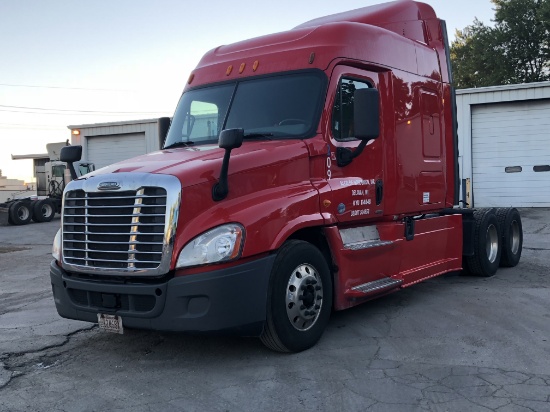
xmin=97 ymin=313 xmax=124 ymax=334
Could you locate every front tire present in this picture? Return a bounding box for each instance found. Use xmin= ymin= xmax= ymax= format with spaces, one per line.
xmin=260 ymin=240 xmax=332 ymax=353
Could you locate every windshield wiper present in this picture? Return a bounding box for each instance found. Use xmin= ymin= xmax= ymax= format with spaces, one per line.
xmin=163 ymin=141 xmax=195 ymax=150
xmin=243 ymin=133 xmax=274 ymax=140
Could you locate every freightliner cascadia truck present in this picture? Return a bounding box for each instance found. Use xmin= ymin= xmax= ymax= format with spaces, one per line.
xmin=50 ymin=1 xmax=523 ymax=352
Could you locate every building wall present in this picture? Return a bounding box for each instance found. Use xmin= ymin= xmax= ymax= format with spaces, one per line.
xmin=69 ymin=118 xmax=163 ymax=168
xmin=456 ymin=81 xmax=550 ymax=207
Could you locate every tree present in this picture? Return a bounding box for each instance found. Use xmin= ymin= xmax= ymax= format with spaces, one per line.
xmin=450 ymin=0 xmax=550 ymax=88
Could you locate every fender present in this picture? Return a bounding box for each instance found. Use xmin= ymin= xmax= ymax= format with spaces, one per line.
xmin=170 ymin=149 xmax=325 ymax=269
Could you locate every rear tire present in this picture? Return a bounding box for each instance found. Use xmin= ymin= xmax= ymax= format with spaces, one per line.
xmin=8 ymin=201 xmax=33 ymax=225
xmin=260 ymin=240 xmax=332 ymax=353
xmin=32 ymin=199 xmax=55 ymax=222
xmin=465 ymin=209 xmax=501 ymax=277
xmin=496 ymin=208 xmax=522 ymax=267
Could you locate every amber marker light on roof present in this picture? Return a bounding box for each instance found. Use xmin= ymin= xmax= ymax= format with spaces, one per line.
xmin=72 ymin=129 xmax=80 ymax=135
xmin=226 ymin=65 xmax=233 ymax=76
xmin=253 ymin=60 xmax=259 ymax=71
xmin=407 ymin=120 xmax=411 ymax=125
xmin=188 ymin=73 xmax=195 ymax=84
xmin=239 ymin=63 xmax=246 ymax=74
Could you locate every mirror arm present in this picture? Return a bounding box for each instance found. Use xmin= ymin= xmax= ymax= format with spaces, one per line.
xmin=212 ymin=149 xmax=232 ymax=201
xmin=336 ymin=140 xmax=368 ymax=167
xmin=67 ymin=163 xmax=78 ymax=180
xmin=211 ymin=128 xmax=243 ymax=201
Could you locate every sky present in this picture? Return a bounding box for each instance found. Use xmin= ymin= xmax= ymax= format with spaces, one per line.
xmin=0 ymin=0 xmax=496 ymax=182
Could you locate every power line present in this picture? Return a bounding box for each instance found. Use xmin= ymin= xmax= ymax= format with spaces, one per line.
xmin=0 ymin=83 xmax=136 ymax=92
xmin=0 ymin=123 xmax=67 ymax=130
xmin=0 ymin=104 xmax=167 ymax=114
xmin=0 ymin=123 xmax=65 ymax=127
xmin=0 ymin=108 xmax=166 ymax=116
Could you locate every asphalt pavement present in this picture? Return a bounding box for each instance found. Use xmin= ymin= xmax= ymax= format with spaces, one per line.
xmin=1 ymin=209 xmax=549 ymax=411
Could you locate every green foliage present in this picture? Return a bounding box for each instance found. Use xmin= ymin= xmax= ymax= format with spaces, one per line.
xmin=450 ymin=0 xmax=550 ymax=88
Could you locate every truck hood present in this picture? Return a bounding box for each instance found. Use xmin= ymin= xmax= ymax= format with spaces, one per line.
xmin=81 ymin=140 xmax=310 ymax=188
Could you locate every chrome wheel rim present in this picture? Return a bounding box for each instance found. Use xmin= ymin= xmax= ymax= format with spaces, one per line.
xmin=285 ymin=264 xmax=323 ymax=331
xmin=42 ymin=204 xmax=53 ymax=218
xmin=18 ymin=206 xmax=30 ymax=221
xmin=486 ymin=224 xmax=499 ymax=263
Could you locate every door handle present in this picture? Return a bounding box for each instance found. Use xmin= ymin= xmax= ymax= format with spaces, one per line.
xmin=375 ymin=180 xmax=383 ymax=205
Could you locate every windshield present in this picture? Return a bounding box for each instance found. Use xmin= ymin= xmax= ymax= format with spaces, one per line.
xmin=164 ymin=71 xmax=326 ymax=148
xmin=77 ymin=162 xmax=95 ymax=176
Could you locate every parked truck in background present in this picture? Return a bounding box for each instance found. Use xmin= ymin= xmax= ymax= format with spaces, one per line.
xmin=50 ymin=1 xmax=523 ymax=352
xmin=0 ymin=143 xmax=94 ymax=225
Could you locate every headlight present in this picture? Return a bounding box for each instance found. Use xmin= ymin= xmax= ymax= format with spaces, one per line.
xmin=176 ymin=224 xmax=244 ymax=268
xmin=52 ymin=229 xmax=62 ymax=261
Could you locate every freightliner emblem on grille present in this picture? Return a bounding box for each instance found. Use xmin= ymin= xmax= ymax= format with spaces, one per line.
xmin=97 ymin=181 xmax=121 ymax=191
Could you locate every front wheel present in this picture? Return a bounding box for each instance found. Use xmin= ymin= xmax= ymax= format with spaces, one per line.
xmin=260 ymin=240 xmax=332 ymax=353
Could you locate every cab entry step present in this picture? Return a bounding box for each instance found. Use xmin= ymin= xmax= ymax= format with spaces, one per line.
xmin=346 ymin=277 xmax=403 ymax=298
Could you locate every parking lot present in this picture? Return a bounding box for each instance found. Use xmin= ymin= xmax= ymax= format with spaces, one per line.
xmin=1 ymin=209 xmax=549 ymax=411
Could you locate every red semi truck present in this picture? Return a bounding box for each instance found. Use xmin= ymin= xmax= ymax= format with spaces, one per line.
xmin=51 ymin=1 xmax=523 ymax=352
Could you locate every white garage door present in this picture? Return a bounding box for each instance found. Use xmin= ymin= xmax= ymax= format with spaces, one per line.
xmin=87 ymin=133 xmax=146 ymax=169
xmin=472 ymin=99 xmax=550 ymax=207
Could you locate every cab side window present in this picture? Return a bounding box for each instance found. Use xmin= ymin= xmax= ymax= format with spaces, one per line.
xmin=332 ymin=78 xmax=371 ymax=141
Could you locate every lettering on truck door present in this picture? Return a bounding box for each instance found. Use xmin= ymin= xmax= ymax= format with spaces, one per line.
xmin=325 ymin=66 xmax=385 ymax=223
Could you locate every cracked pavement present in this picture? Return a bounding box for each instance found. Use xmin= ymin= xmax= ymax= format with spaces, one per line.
xmin=1 ymin=209 xmax=549 ymax=411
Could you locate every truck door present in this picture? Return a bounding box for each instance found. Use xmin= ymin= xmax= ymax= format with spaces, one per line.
xmin=324 ymin=66 xmax=386 ymax=224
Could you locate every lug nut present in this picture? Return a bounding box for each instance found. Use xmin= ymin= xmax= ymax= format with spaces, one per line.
xmin=311 ymin=279 xmax=318 ymax=285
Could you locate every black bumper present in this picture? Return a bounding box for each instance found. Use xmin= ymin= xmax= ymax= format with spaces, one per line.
xmin=50 ymin=255 xmax=275 ymax=336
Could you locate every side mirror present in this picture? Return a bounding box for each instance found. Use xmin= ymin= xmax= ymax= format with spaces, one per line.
xmin=218 ymin=128 xmax=244 ymax=149
xmin=60 ymin=145 xmax=82 ymax=163
xmin=158 ymin=117 xmax=171 ymax=149
xmin=60 ymin=145 xmax=83 ymax=180
xmin=337 ymin=88 xmax=380 ymax=167
xmin=354 ymin=88 xmax=380 ymax=141
xmin=212 ymin=129 xmax=244 ymax=201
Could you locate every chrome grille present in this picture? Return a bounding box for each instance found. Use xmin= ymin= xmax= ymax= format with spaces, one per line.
xmin=61 ymin=173 xmax=181 ymax=277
